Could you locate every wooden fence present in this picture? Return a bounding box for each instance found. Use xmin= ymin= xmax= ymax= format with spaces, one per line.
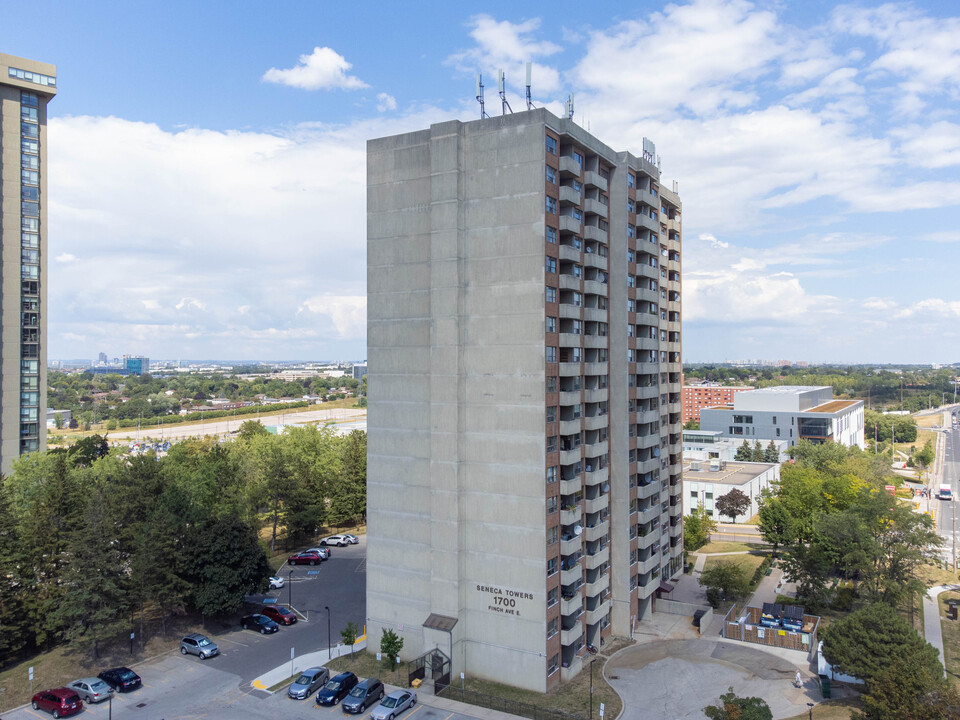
xmin=722 ymin=604 xmax=820 ymax=657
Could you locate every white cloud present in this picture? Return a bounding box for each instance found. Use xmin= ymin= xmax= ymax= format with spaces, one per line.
xmin=55 ymin=253 xmax=76 ymax=262
xmin=298 ymin=295 xmax=367 ymax=339
xmin=376 ymin=92 xmax=397 ymax=112
xmin=262 ymin=47 xmax=369 ymax=90
xmin=894 ymin=121 xmax=960 ymax=169
xmin=447 ymin=15 xmax=563 ymax=96
xmin=699 ymin=233 xmax=727 ymax=249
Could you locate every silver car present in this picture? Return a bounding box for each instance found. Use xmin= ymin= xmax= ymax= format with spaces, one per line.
xmin=68 ymin=677 xmax=113 ymax=704
xmin=287 ymin=666 xmax=329 ymax=700
xmin=371 ymin=689 xmax=417 ymax=720
xmin=180 ymin=633 xmax=219 ymax=659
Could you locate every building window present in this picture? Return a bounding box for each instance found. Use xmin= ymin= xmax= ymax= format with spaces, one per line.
xmin=548 ymin=654 xmax=559 ymax=675
xmin=546 ymin=286 xmax=557 ymax=304
xmin=546 ymin=466 xmax=558 ymax=483
xmin=547 ymin=617 xmax=559 ymax=638
xmin=546 ymin=197 xmax=557 ymax=214
xmin=574 ymin=151 xmax=583 ymax=165
xmin=628 ymin=173 xmax=635 ymax=188
xmin=546 ymin=346 xmax=558 ymax=363
xmin=547 ymin=406 xmax=557 ymax=423
xmin=547 ymin=526 xmax=558 ymax=546
xmin=546 ymin=165 xmax=557 ymax=184
xmin=546 ymin=316 xmax=557 ymax=333
xmin=546 ymin=375 xmax=558 ymax=392
xmin=547 ymin=435 xmax=558 ymax=452
xmin=548 ymin=587 xmax=559 ymax=608
xmin=547 ymin=496 xmax=558 ymax=514
xmin=547 ymin=557 xmax=558 ymax=576
xmin=546 ymin=226 xmax=557 ymax=244
xmin=546 ymin=136 xmax=557 ymax=155
xmin=546 ymin=256 xmax=557 ymax=274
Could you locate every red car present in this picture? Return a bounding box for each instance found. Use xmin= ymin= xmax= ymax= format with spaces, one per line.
xmin=32 ymin=687 xmax=83 ymax=717
xmin=263 ymin=605 xmax=298 ymax=625
xmin=288 ymin=551 xmax=322 ymax=566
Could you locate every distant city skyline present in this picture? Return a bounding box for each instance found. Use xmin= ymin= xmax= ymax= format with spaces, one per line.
xmin=3 ymin=0 xmax=960 ymax=362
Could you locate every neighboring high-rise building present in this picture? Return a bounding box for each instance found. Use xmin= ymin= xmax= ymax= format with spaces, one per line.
xmin=1 ymin=53 xmax=56 ymax=476
xmin=366 ymin=109 xmax=683 ymax=692
xmin=683 ymin=383 xmax=753 ymax=424
xmin=123 ymin=355 xmax=150 ymax=375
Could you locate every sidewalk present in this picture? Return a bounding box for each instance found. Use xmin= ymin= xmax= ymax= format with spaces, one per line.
xmin=923 ymin=584 xmax=959 ymax=670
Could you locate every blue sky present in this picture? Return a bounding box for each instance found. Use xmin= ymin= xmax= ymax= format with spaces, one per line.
xmin=5 ymin=0 xmax=960 ymax=364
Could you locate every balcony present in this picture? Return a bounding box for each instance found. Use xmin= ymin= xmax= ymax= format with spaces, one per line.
xmin=583 ymin=225 xmax=607 ymax=243
xmin=583 ymin=280 xmax=607 ymax=298
xmin=583 ymin=170 xmax=607 ymax=191
xmin=583 ymin=307 xmax=606 ymax=323
xmin=635 ymin=336 xmax=658 ymax=352
xmin=584 ymin=388 xmax=608 ymax=404
xmin=637 ymin=527 xmax=658 ymax=549
xmin=638 ymin=553 xmax=660 ymax=574
xmin=585 ymin=545 xmax=609 ymax=570
xmin=585 ymin=573 xmax=610 ymax=598
xmin=559 ymin=244 xmax=580 ymax=263
xmin=561 ymin=593 xmax=583 ymax=617
xmin=560 ymin=505 xmax=582 ymax=526
xmin=560 ymin=654 xmax=583 ymax=682
xmin=559 ymin=418 xmax=581 ymax=436
xmin=639 ymin=505 xmax=660 ymax=525
xmin=636 ymin=457 xmax=659 ymax=475
xmin=559 ymin=185 xmax=581 ymax=205
xmin=559 ymin=274 xmax=581 ymax=291
xmin=583 ymin=362 xmax=608 ymax=376
xmin=638 ymin=576 xmax=659 ymax=599
xmin=560 ymin=478 xmax=581 ymax=496
xmin=583 ymin=197 xmax=606 ymax=217
xmin=584 ymin=439 xmax=608 ymax=458
xmin=636 ymin=211 xmax=659 ymax=233
xmin=586 ymin=599 xmax=611 ymax=626
xmin=635 ymin=287 xmax=659 ymax=304
xmin=582 ymin=252 xmax=608 ymax=271
xmin=560 ymin=623 xmax=582 ymax=647
xmin=559 ymin=390 xmax=581 ymax=406
xmin=584 ymin=494 xmax=609 ymax=515
xmin=635 ymin=433 xmax=659 ymax=451
xmin=585 ymin=520 xmax=609 ymax=543
xmin=559 ymin=333 xmax=582 ymax=348
xmin=637 ymin=481 xmax=659 ymax=500
xmin=634 ymin=361 xmax=659 ymax=375
xmin=635 ymin=409 xmax=659 ymax=424
xmin=583 ymin=414 xmax=608 ymax=432
xmin=583 ymin=334 xmax=607 ymax=349
xmin=559 ymin=304 xmax=582 ymax=319
xmin=559 ymin=362 xmax=581 ymax=377
xmin=560 ymin=564 xmax=582 ymax=587
xmin=560 ymin=448 xmax=582 ymax=467
xmin=559 ymin=155 xmax=581 ymax=176
xmin=584 ymin=466 xmax=608 ymax=487
xmin=559 ymin=215 xmax=581 ymax=233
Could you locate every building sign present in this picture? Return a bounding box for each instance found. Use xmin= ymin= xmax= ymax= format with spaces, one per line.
xmin=475 ymin=584 xmax=535 ymax=617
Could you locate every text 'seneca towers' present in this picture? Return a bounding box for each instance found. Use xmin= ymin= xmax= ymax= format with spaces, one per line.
xmin=367 ymin=109 xmax=683 ymax=692
xmin=1 ymin=53 xmax=56 ymax=475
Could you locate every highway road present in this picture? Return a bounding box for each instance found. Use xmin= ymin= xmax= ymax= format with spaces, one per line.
xmin=937 ymin=415 xmax=960 ymax=567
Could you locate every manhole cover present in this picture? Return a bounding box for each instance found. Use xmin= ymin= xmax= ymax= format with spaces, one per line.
xmin=136 ymin=702 xmax=147 ymax=708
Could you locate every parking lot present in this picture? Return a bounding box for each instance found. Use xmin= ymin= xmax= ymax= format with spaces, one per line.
xmin=2 ymin=537 xmax=501 ymax=720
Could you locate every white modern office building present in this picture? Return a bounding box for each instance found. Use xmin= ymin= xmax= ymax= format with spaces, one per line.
xmin=682 ymin=459 xmax=780 ymax=522
xmin=366 ymin=109 xmax=684 ymax=691
xmin=699 ymin=386 xmax=865 ymax=450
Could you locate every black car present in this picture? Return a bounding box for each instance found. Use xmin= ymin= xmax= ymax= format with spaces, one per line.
xmin=97 ymin=667 xmax=141 ymax=693
xmin=240 ymin=614 xmax=279 ymax=634
xmin=315 ymin=671 xmax=358 ymax=706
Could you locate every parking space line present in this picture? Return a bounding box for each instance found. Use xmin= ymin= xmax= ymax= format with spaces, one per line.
xmin=24 ymin=710 xmax=45 ymax=719
xmin=443 ymin=713 xmax=455 ymax=720
xmin=213 ymin=635 xmax=250 ymax=647
xmin=406 ymin=705 xmax=424 ymax=718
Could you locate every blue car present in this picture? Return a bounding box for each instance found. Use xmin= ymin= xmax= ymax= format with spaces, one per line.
xmin=315 ymin=671 xmax=358 ymax=706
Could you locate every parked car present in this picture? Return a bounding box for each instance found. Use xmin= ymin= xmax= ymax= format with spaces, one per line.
xmin=180 ymin=633 xmax=220 ymax=659
xmin=269 ymin=575 xmax=284 ymax=589
xmin=262 ymin=605 xmax=297 ymax=625
xmin=67 ymin=678 xmax=112 ymax=704
xmin=288 ymin=551 xmax=322 ymax=566
xmin=241 ymin=614 xmax=279 ymax=634
xmin=31 ymin=688 xmax=83 ymax=717
xmin=306 ymin=546 xmax=331 ymax=559
xmin=97 ymin=667 xmax=141 ymax=693
xmin=342 ymin=534 xmax=360 ymax=544
xmin=371 ymin=689 xmax=417 ymax=720
xmin=287 ymin=666 xmax=329 ymax=700
xmin=342 ymin=677 xmax=385 ymax=714
xmin=315 ymin=671 xmax=358 ymax=706
xmin=320 ymin=534 xmax=351 ymax=547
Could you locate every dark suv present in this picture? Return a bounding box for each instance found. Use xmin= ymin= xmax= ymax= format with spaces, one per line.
xmin=342 ymin=677 xmax=384 ymax=713
xmin=315 ymin=671 xmax=358 ymax=706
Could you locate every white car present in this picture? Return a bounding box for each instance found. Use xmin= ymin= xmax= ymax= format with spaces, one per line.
xmin=371 ymin=690 xmax=416 ymax=720
xmin=320 ymin=534 xmax=352 ymax=547
xmin=269 ymin=576 xmax=284 ymax=589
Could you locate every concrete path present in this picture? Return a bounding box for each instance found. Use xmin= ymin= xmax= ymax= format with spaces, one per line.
xmin=924 ymin=584 xmax=960 ymax=669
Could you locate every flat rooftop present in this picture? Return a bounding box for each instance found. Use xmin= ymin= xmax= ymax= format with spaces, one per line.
xmin=742 ymin=385 xmax=830 ymax=396
xmin=682 ymin=461 xmax=777 ymax=485
xmin=807 ymin=399 xmax=861 ymax=414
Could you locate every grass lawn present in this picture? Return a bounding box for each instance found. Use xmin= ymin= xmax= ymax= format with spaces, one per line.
xmin=782 ymin=695 xmax=860 ymax=720
xmin=697 ymin=541 xmax=756 ymax=554
xmin=938 ymin=590 xmax=960 ymax=688
xmin=916 ymin=560 xmax=957 ymax=587
xmin=702 ymin=554 xmax=766 ymax=575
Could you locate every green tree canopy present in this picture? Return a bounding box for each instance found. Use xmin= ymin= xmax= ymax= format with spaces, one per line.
xmin=704 ymin=687 xmax=772 ymax=720
xmin=715 ymin=488 xmax=751 ymax=523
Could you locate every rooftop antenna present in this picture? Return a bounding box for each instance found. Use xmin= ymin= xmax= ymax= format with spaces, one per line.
xmin=475 ymin=73 xmax=488 ymax=119
xmin=565 ymin=92 xmax=575 ymax=120
xmin=525 ymin=62 xmax=534 ymax=110
xmin=498 ymin=69 xmax=512 ymax=115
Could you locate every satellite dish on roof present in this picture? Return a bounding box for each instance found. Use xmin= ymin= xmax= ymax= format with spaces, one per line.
xmin=574 ymin=525 xmax=583 ymax=536
xmin=602 ymin=483 xmax=610 ymax=493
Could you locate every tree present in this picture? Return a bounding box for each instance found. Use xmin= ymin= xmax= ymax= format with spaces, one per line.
xmin=735 ymin=440 xmax=752 ymax=461
xmin=379 ymin=628 xmax=404 ymax=668
xmin=54 ymin=413 xmax=64 ymax=430
xmin=684 ymin=503 xmax=716 ymax=552
xmin=763 ymin=440 xmax=779 ymax=463
xmin=683 ymin=419 xmax=700 ymax=430
xmin=751 ymin=440 xmax=765 ymax=462
xmin=237 ymin=420 xmax=268 ymax=440
xmin=820 ymin=603 xmax=942 ymax=689
xmin=857 ymin=655 xmax=960 ymax=720
xmin=757 ymin=496 xmax=794 ymax=558
xmin=699 ymin=560 xmax=750 ymax=607
xmin=341 ymin=621 xmax=359 ymax=654
xmin=68 ymin=434 xmax=109 ymax=467
xmin=704 ymin=687 xmax=772 ymax=720
xmin=715 ymin=488 xmax=751 ymax=523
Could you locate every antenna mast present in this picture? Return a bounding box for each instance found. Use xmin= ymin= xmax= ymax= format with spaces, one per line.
xmin=498 ymin=69 xmax=512 ymax=114
xmin=565 ymin=93 xmax=575 ymax=120
xmin=525 ymin=62 xmax=534 ymax=110
xmin=475 ymin=74 xmax=488 ymax=119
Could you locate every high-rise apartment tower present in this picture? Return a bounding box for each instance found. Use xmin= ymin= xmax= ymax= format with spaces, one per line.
xmin=1 ymin=53 xmax=56 ymax=475
xmin=367 ymin=109 xmax=683 ymax=692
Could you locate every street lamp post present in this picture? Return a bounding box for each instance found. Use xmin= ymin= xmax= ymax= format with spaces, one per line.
xmin=807 ymin=701 xmax=814 ymax=719
xmin=325 ymin=606 xmax=332 ymax=662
